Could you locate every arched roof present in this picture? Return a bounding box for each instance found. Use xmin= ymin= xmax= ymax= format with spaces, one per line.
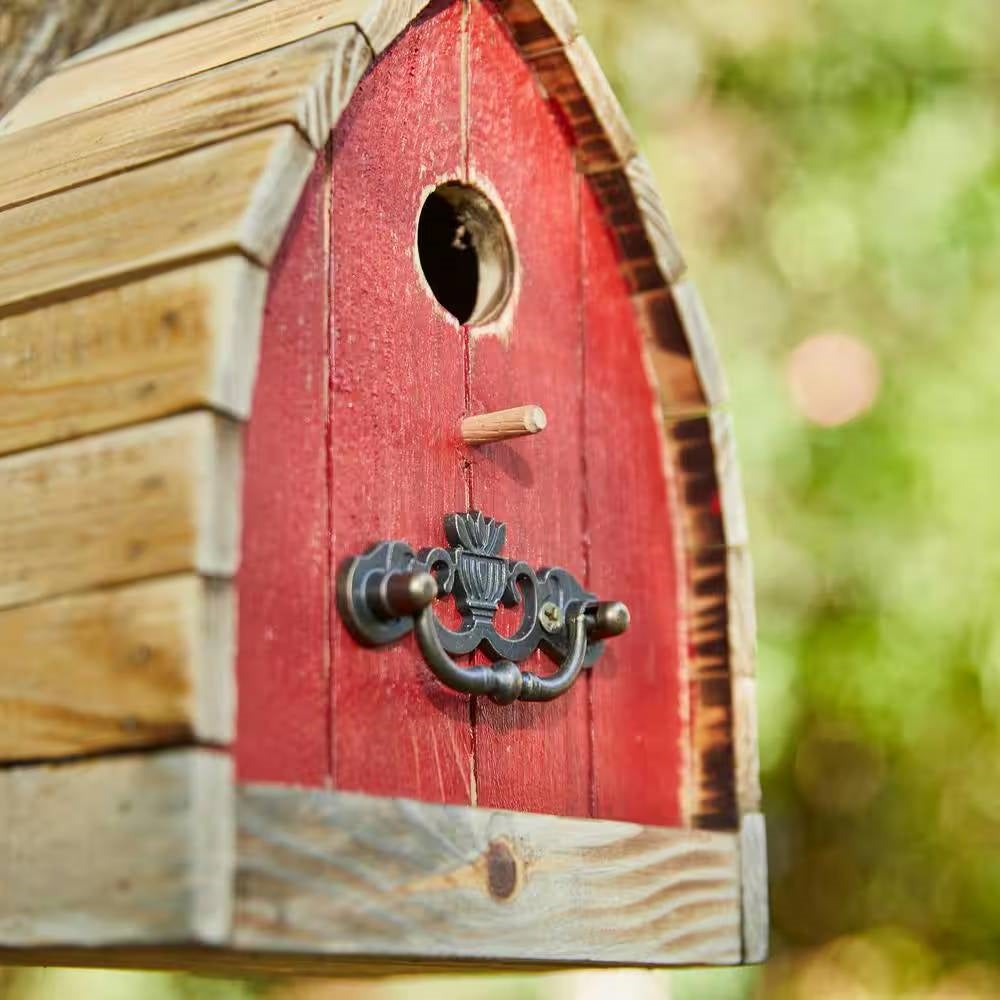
xmin=0 ymin=0 xmax=756 ymax=830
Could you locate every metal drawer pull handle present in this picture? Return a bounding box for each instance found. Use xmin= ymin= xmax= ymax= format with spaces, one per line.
xmin=337 ymin=512 xmax=630 ymax=705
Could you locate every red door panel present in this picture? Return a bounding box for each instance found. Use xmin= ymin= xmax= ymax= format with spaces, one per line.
xmin=237 ymin=0 xmax=687 ymax=825
xmin=581 ymin=183 xmax=685 ymax=827
xmin=466 ymin=2 xmax=590 ymax=817
xmin=328 ymin=3 xmax=473 ymax=803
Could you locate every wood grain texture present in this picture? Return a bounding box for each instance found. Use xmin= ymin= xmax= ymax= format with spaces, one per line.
xmin=740 ymin=812 xmax=768 ymax=963
xmin=235 ymin=784 xmax=743 ymax=966
xmin=467 ymin=0 xmax=589 ymax=818
xmin=584 ymin=166 xmax=682 ymax=298
xmin=359 ymin=0 xmax=432 ymax=54
xmin=494 ymin=0 xmax=579 ymax=56
xmin=237 ymin=155 xmax=331 ymax=786
xmin=0 ymin=575 xmax=233 ymax=762
xmin=684 ymin=545 xmax=737 ymax=830
xmin=0 ymin=946 xmax=726 ymax=975
xmin=0 ymin=750 xmax=234 ymax=946
xmin=624 ymin=154 xmax=687 ymax=287
xmin=0 ymin=28 xmax=370 ymax=211
xmin=0 ymin=411 xmax=241 ymax=611
xmin=0 ymin=946 xmax=736 ymax=975
xmin=0 ymin=125 xmax=312 ymax=313
xmin=57 ymin=0 xmax=260 ymax=69
xmin=0 ymin=0 xmax=380 ymax=134
xmin=0 ymin=257 xmax=266 ymax=457
xmin=460 ymin=404 xmax=547 ymax=445
xmin=581 ymin=179 xmax=685 ymax=828
xmin=710 ymin=409 xmax=749 ymax=548
xmin=0 ymin=0 xmax=208 ymax=117
xmin=636 ymin=290 xmax=708 ymax=416
xmin=688 ymin=681 xmax=737 ymax=832
xmin=328 ymin=1 xmax=472 ymax=803
xmin=731 ymin=675 xmax=761 ymax=815
xmin=686 ymin=548 xmax=728 ymax=692
xmin=632 ymin=282 xmax=729 ymax=417
xmin=728 ymin=546 xmax=757 ymax=681
xmin=672 ymin=278 xmax=728 ymax=410
xmin=529 ymin=36 xmax=635 ymax=174
xmin=665 ymin=416 xmax=725 ymax=552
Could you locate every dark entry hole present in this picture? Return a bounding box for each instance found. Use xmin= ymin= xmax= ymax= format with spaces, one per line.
xmin=417 ymin=183 xmax=514 ymax=326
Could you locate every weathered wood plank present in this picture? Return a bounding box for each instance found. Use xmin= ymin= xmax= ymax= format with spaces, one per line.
xmin=0 ymin=0 xmax=209 ymax=117
xmin=235 ymin=785 xmax=743 ymax=966
xmin=710 ymin=409 xmax=749 ymax=548
xmin=0 ymin=257 xmax=265 ymax=457
xmin=625 ymin=154 xmax=687 ymax=286
xmin=0 ymin=945 xmax=723 ymax=975
xmin=636 ymin=289 xmax=707 ymax=415
xmin=359 ymin=0 xmax=432 ymax=55
xmin=529 ymin=36 xmax=635 ymax=174
xmin=0 ymin=750 xmax=233 ymax=946
xmin=495 ymin=0 xmax=580 ymax=57
xmin=0 ymin=0 xmax=382 ymax=133
xmin=728 ymin=546 xmax=757 ymax=680
xmin=0 ymin=575 xmax=233 ymax=763
xmin=0 ymin=945 xmax=736 ymax=976
xmin=665 ymin=415 xmax=725 ymax=551
xmin=0 ymin=411 xmax=241 ymax=611
xmin=740 ymin=813 xmax=768 ymax=963
xmin=0 ymin=29 xmax=370 ymax=211
xmin=673 ymin=278 xmax=728 ymax=410
xmin=583 ymin=170 xmax=681 ymax=302
xmin=0 ymin=126 xmax=312 ymax=313
xmin=684 ymin=544 xmax=737 ymax=831
xmin=58 ymin=0 xmax=261 ymax=70
xmin=731 ymin=676 xmax=761 ymax=816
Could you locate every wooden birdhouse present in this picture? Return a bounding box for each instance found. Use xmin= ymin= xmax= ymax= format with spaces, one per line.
xmin=0 ymin=0 xmax=766 ymax=973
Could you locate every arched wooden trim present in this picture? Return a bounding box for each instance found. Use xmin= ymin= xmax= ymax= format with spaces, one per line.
xmin=0 ymin=0 xmax=757 ymax=832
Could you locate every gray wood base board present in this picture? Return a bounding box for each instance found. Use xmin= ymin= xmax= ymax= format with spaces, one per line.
xmin=0 ymin=752 xmax=766 ymax=971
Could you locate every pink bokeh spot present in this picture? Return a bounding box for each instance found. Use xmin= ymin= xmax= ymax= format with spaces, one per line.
xmin=786 ymin=331 xmax=882 ymax=427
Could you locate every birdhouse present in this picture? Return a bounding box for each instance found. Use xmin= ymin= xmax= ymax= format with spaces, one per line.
xmin=0 ymin=0 xmax=766 ymax=973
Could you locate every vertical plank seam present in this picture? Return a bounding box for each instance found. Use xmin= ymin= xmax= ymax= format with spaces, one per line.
xmin=463 ymin=320 xmax=477 ymax=806
xmin=325 ymin=133 xmax=337 ymax=789
xmin=461 ymin=0 xmax=478 ymax=808
xmin=460 ymin=0 xmax=471 ymax=178
xmin=576 ymin=172 xmax=595 ymax=819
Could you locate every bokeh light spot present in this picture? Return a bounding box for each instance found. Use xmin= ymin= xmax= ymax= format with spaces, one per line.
xmin=787 ymin=331 xmax=882 ymax=427
xmin=768 ymin=193 xmax=861 ymax=291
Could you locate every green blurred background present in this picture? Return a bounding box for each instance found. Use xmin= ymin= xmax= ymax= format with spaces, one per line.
xmin=5 ymin=0 xmax=1000 ymax=996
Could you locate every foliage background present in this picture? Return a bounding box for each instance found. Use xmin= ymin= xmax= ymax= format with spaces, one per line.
xmin=4 ymin=0 xmax=999 ymax=996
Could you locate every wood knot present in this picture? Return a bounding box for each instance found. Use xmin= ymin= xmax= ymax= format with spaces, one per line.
xmin=484 ymin=837 xmax=521 ymax=902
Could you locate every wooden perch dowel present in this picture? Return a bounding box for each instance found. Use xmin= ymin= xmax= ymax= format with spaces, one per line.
xmin=461 ymin=404 xmax=547 ymax=445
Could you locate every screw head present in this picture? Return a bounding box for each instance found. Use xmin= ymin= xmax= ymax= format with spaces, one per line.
xmin=539 ymin=601 xmax=565 ymax=634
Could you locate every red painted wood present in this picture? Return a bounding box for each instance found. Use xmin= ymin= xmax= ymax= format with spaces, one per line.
xmin=581 ymin=181 xmax=685 ymax=827
xmin=236 ymin=156 xmax=330 ymax=785
xmin=328 ymin=3 xmax=474 ymax=803
xmin=467 ymin=2 xmax=590 ymax=817
xmin=236 ymin=0 xmax=688 ymax=825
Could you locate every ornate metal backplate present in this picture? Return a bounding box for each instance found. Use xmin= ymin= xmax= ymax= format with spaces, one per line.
xmin=337 ymin=512 xmax=630 ymax=705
